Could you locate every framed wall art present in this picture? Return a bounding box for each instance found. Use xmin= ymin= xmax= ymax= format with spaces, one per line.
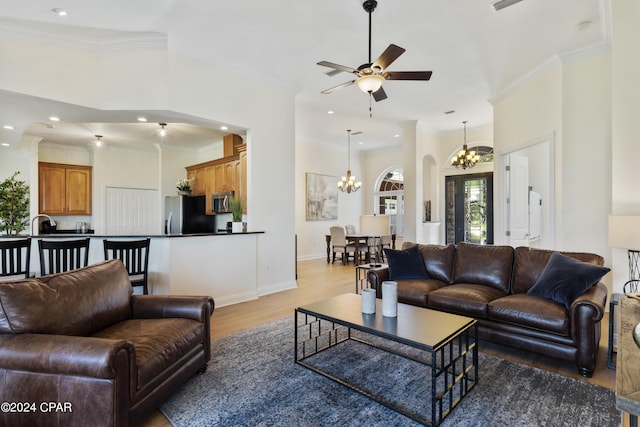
xmin=306 ymin=173 xmax=338 ymax=221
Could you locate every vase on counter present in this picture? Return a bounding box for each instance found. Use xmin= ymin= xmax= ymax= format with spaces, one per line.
xmin=177 ymin=190 xmax=191 ymax=196
xmin=232 ymin=222 xmax=243 ymax=233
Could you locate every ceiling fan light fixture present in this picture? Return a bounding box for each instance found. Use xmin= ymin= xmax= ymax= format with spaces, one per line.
xmin=158 ymin=122 xmax=168 ymax=137
xmin=355 ymin=74 xmax=384 ymax=94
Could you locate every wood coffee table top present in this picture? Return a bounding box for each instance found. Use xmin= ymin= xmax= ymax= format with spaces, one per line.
xmin=297 ymin=293 xmax=476 ymax=352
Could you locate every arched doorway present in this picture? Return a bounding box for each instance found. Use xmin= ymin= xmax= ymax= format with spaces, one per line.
xmin=374 ymin=167 xmax=403 ymax=236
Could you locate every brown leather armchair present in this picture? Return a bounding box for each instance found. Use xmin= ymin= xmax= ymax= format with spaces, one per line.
xmin=0 ymin=259 xmax=214 ymax=426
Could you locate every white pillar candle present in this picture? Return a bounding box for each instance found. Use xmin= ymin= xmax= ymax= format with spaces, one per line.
xmin=361 ymin=288 xmax=376 ymax=314
xmin=382 ymin=281 xmax=398 ymax=317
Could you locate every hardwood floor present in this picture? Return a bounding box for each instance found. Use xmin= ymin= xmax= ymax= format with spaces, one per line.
xmin=139 ymin=256 xmax=618 ymax=426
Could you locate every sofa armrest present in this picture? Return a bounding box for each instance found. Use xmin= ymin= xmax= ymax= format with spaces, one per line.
xmin=131 ymin=295 xmax=214 ymax=322
xmin=0 ymin=334 xmax=132 ymax=378
xmin=367 ymin=267 xmax=390 ymax=298
xmin=570 ymin=282 xmax=608 ymax=376
xmin=570 ymin=282 xmax=607 ymax=321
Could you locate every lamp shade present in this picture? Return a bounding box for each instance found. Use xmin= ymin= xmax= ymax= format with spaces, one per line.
xmin=355 ymin=75 xmax=384 ymax=94
xmin=360 ymin=215 xmax=390 ymax=236
xmin=608 ymin=215 xmax=640 ymax=251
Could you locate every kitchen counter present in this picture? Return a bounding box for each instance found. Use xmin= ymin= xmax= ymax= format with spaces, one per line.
xmin=4 ymin=231 xmax=284 ymax=308
xmin=30 ymin=231 xmax=264 ymax=238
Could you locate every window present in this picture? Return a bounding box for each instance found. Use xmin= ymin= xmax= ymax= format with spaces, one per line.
xmin=374 ymin=167 xmax=404 ymax=236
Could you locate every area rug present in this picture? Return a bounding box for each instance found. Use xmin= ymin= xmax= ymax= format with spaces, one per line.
xmin=160 ymin=317 xmax=620 ymax=426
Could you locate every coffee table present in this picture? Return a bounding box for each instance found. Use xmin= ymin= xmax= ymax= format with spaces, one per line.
xmin=294 ymin=293 xmax=478 ymax=426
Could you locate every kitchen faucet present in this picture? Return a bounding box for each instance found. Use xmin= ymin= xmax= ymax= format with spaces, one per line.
xmin=31 ymin=214 xmax=56 ymax=235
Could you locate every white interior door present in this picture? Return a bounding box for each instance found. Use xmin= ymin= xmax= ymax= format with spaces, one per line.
xmin=105 ymin=187 xmax=160 ymax=235
xmin=507 ymin=154 xmax=529 ymax=247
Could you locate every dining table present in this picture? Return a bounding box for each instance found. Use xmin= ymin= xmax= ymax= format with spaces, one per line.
xmin=325 ymin=233 xmax=396 ymax=265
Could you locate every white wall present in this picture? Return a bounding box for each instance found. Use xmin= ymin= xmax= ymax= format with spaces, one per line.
xmin=295 ymin=141 xmax=364 ymax=260
xmin=492 ymin=51 xmax=612 ymax=296
xmin=0 ymin=32 xmax=296 ymax=296
xmin=611 ymin=0 xmax=640 ymax=292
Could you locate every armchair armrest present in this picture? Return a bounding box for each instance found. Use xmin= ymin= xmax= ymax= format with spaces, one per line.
xmin=131 ymin=295 xmax=214 ymax=322
xmin=570 ymin=282 xmax=607 ymax=321
xmin=367 ymin=267 xmax=390 ymax=298
xmin=0 ymin=334 xmax=132 ymax=378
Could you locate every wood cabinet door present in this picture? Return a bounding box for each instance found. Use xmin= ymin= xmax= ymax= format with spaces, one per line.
xmin=224 ymin=161 xmax=237 ymax=192
xmin=39 ymin=165 xmax=66 ymax=215
xmin=65 ymin=167 xmax=92 ymax=215
xmin=239 ymin=150 xmax=247 ymax=213
xmin=214 ymin=164 xmax=226 ymax=192
xmin=204 ymin=166 xmax=216 ymax=215
xmin=188 ymin=167 xmax=206 ymax=195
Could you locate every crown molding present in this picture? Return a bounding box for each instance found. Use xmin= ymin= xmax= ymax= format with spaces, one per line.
xmin=0 ymin=18 xmax=167 ymax=53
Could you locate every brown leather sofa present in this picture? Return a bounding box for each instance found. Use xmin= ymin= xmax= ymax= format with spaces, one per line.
xmin=368 ymin=242 xmax=608 ymax=377
xmin=0 ymin=259 xmax=214 ymax=426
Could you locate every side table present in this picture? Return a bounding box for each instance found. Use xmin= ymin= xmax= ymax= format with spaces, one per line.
xmin=355 ymin=263 xmax=386 ymax=294
xmin=616 ymin=297 xmax=640 ymax=427
xmin=608 ymin=293 xmax=626 ymax=369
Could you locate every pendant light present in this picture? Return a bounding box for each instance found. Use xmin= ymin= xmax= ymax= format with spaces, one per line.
xmin=452 ymin=121 xmax=480 ymax=169
xmin=337 ymin=129 xmax=362 ymax=193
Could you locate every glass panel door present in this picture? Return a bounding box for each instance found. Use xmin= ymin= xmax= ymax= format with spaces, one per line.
xmin=445 ymin=173 xmax=493 ymax=244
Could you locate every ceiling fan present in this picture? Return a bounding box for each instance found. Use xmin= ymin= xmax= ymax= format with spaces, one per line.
xmin=317 ymin=0 xmax=432 ymax=102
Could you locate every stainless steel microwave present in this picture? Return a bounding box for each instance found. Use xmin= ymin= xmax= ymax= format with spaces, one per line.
xmin=211 ymin=191 xmax=234 ymax=213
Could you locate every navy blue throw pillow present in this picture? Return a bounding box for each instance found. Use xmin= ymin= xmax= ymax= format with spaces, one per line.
xmin=527 ymin=252 xmax=610 ymax=308
xmin=384 ymin=245 xmax=429 ymax=280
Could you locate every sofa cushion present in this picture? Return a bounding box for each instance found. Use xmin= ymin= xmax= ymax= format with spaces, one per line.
xmin=452 ymin=243 xmax=514 ymax=293
xmin=403 ymin=243 xmax=455 ymax=283
xmin=396 ymin=279 xmax=448 ymax=308
xmin=384 ymin=245 xmax=429 ymax=280
xmin=93 ymin=317 xmax=205 ymax=389
xmin=512 ymin=247 xmax=605 ymax=294
xmin=427 ymin=283 xmax=507 ymax=318
xmin=488 ymin=294 xmax=569 ymax=336
xmin=0 ymin=260 xmax=132 ymax=336
xmin=527 ymin=252 xmax=610 ymax=308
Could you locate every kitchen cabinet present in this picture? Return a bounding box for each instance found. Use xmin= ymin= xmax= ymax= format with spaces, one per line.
xmin=186 ymin=167 xmax=206 ymax=195
xmin=185 ymin=139 xmax=246 ymax=215
xmin=39 ymin=162 xmax=92 ymax=215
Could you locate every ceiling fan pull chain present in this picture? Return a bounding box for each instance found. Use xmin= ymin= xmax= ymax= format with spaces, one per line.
xmin=369 ymin=93 xmax=373 ymax=118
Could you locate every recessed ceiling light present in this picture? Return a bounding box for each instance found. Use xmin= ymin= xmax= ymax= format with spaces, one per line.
xmin=51 ymin=8 xmax=67 ymax=16
xmin=1 ymin=143 xmax=10 ymax=147
xmin=49 ymin=116 xmax=60 ymax=122
xmin=358 ymin=141 xmax=364 ymax=145
xmin=394 ymin=134 xmax=400 ymax=138
xmin=220 ymin=126 xmax=228 ymax=131
xmin=3 ymin=125 xmax=14 ymax=130
xmin=327 ymin=110 xmax=334 ymax=115
xmin=137 ymin=117 xmax=148 ymax=122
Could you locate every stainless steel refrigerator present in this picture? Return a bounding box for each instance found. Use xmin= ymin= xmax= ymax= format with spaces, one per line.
xmin=164 ymin=195 xmax=216 ymax=234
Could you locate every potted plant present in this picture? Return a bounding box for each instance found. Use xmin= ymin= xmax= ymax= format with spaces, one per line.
xmin=176 ymin=178 xmax=192 ymax=196
xmin=0 ymin=171 xmax=30 ymax=235
xmin=230 ymin=195 xmax=243 ymax=232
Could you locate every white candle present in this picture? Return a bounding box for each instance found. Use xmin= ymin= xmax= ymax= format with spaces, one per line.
xmin=382 ymin=281 xmax=398 ymax=317
xmin=361 ymin=288 xmax=376 ymax=314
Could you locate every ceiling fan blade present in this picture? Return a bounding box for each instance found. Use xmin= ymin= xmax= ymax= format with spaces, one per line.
xmin=372 ymin=44 xmax=406 ymax=70
xmin=351 ymin=131 xmax=363 ymax=136
xmin=372 ymin=86 xmax=387 ymax=102
xmin=321 ymin=80 xmax=356 ymax=94
xmin=383 ymin=71 xmax=433 ymax=81
xmin=317 ymin=61 xmax=359 ymax=75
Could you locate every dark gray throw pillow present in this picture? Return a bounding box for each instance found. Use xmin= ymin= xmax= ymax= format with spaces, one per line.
xmin=527 ymin=252 xmax=610 ymax=308
xmin=384 ymin=245 xmax=429 ymax=280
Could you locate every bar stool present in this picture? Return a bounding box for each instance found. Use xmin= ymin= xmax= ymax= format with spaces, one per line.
xmin=0 ymin=237 xmax=31 ymax=280
xmin=103 ymin=238 xmax=151 ymax=294
xmin=38 ymin=238 xmax=90 ymax=275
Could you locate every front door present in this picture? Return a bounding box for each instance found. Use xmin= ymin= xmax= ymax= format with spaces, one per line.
xmin=446 ymin=173 xmax=493 ymax=244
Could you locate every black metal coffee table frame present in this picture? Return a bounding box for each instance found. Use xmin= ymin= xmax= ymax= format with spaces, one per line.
xmin=294 ymin=293 xmax=478 ymax=426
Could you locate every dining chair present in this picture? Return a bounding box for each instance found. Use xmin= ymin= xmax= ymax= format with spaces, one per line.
xmin=0 ymin=238 xmax=31 ymax=280
xmin=329 ymin=226 xmax=356 ymax=265
xmin=379 ymin=235 xmax=393 ymax=261
xmin=38 ymin=238 xmax=90 ymax=275
xmin=344 ymin=224 xmax=357 ymax=235
xmin=103 ymin=238 xmax=151 ymax=294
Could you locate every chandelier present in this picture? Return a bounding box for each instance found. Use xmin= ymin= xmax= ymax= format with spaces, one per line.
xmin=452 ymin=121 xmax=480 ymax=169
xmin=337 ymin=129 xmax=362 ymax=193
